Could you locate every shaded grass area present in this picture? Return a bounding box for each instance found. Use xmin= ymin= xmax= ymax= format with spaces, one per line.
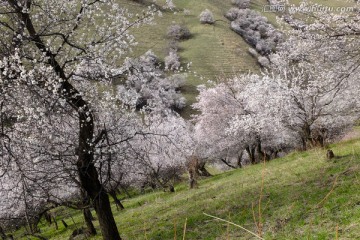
xmin=11 ymin=136 xmax=360 ymax=239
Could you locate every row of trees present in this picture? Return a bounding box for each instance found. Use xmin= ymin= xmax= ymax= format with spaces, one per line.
xmin=0 ymin=0 xmax=192 ymax=239
xmin=165 ymin=24 xmax=192 ymax=71
xmin=226 ymin=8 xmax=284 ymax=56
xmin=194 ymin=9 xmax=360 ymax=165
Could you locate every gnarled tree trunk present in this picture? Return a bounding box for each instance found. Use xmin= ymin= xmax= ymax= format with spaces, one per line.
xmin=246 ymin=145 xmax=256 ymax=164
xmin=6 ymin=2 xmax=121 ymax=239
xmin=187 ymin=156 xmax=199 ymax=189
xmin=83 ymin=208 xmax=96 ymax=236
xmin=81 ymin=191 xmax=96 ymax=235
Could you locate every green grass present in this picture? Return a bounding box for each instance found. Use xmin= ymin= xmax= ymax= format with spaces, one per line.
xmin=10 ymin=134 xmax=360 ymax=239
xmin=7 ymin=2 xmax=360 ymax=239
xmin=128 ymin=0 xmax=260 ymax=77
xmin=119 ymin=0 xmax=260 ymax=117
xmin=118 ymin=0 xmax=357 ymax=118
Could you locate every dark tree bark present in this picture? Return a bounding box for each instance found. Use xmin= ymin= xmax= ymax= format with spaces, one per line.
xmin=44 ymin=212 xmax=52 ymax=225
xmin=120 ymin=186 xmax=132 ymax=198
xmin=256 ymin=139 xmax=271 ymax=161
xmin=189 ymin=169 xmax=197 ymax=189
xmin=77 ymin=128 xmax=120 ymax=239
xmin=220 ymin=152 xmax=243 ymax=168
xmin=61 ymin=220 xmax=68 ymax=229
xmin=109 ymin=190 xmax=125 ymax=211
xmin=168 ymin=185 xmax=175 ymax=192
xmin=83 ymin=208 xmax=96 ymax=236
xmin=256 ymin=139 xmax=263 ymax=161
xmin=237 ymin=151 xmax=243 ymax=168
xmin=0 ymin=226 xmax=7 ymax=240
xmin=311 ymin=128 xmax=326 ymax=148
xmin=81 ymin=191 xmax=96 ymax=235
xmin=301 ymin=137 xmax=307 ymax=151
xmin=6 ymin=2 xmax=121 ymax=239
xmin=246 ymin=145 xmax=256 ymax=164
xmin=53 ymin=217 xmax=58 ymax=230
xmin=33 ymin=207 xmax=57 ymax=234
xmin=197 ymin=162 xmax=211 ymax=177
xmin=187 ymin=156 xmax=198 ymax=189
xmin=300 ymin=123 xmax=312 ymax=151
xmin=220 ymin=158 xmax=237 ymax=169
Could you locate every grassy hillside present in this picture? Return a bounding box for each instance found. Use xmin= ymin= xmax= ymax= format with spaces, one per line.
xmin=119 ymin=0 xmax=261 ymax=117
xmin=118 ymin=0 xmax=357 ymax=117
xmin=7 ymin=2 xmax=360 ymax=239
xmin=12 ymin=134 xmax=360 ymax=239
xmin=127 ymin=0 xmax=260 ymax=77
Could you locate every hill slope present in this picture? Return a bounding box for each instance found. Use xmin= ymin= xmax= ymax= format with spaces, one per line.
xmin=118 ymin=0 xmax=356 ymax=117
xmin=120 ymin=0 xmax=261 ymax=117
xmin=14 ymin=135 xmax=360 ymax=239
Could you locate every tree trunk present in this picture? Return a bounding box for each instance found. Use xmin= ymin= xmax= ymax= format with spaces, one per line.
xmin=31 ymin=217 xmax=41 ymax=234
xmin=301 ymin=123 xmax=312 ymax=151
xmin=0 ymin=226 xmax=7 ymax=240
xmin=220 ymin=158 xmax=237 ymax=169
xmin=44 ymin=212 xmax=52 ymax=226
xmin=81 ymin=190 xmax=96 ymax=235
xmin=6 ymin=3 xmax=122 ymax=239
xmin=74 ymin=87 xmax=120 ymax=240
xmin=246 ymin=146 xmax=256 ymax=164
xmin=237 ymin=151 xmax=243 ymax=168
xmin=77 ymin=160 xmax=120 ymax=240
xmin=120 ymin=186 xmax=132 ymax=198
xmin=256 ymin=139 xmax=270 ymax=161
xmin=109 ymin=190 xmax=125 ymax=211
xmin=187 ymin=156 xmax=198 ymax=189
xmin=301 ymin=137 xmax=307 ymax=151
xmin=189 ymin=169 xmax=197 ymax=189
xmin=197 ymin=162 xmax=211 ymax=177
xmin=312 ymin=130 xmax=325 ymax=147
xmin=83 ymin=208 xmax=97 ymax=236
xmin=61 ymin=220 xmax=68 ymax=229
xmin=34 ymin=208 xmax=55 ymax=234
xmin=53 ymin=217 xmax=58 ymax=230
xmin=169 ymin=185 xmax=175 ymax=192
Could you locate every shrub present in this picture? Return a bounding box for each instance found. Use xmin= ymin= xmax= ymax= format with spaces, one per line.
xmin=140 ymin=50 xmax=158 ymax=65
xmin=199 ymin=9 xmax=215 ymax=24
xmin=232 ymin=0 xmax=250 ymax=9
xmin=167 ymin=40 xmax=179 ymax=52
xmin=165 ymin=51 xmax=181 ymax=71
xmin=246 ymin=36 xmax=258 ymax=47
xmin=239 ymin=19 xmax=251 ymax=29
xmin=257 ymin=24 xmax=269 ymax=38
xmin=256 ymin=40 xmax=269 ymax=55
xmin=121 ymin=51 xmax=186 ymax=110
xmin=183 ymin=9 xmax=191 ymax=15
xmin=225 ymin=7 xmax=241 ymax=21
xmin=167 ymin=24 xmax=191 ymax=40
xmin=228 ymin=8 xmax=283 ymax=55
xmin=163 ymin=0 xmax=175 ymax=10
xmin=257 ymin=56 xmax=270 ymax=67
